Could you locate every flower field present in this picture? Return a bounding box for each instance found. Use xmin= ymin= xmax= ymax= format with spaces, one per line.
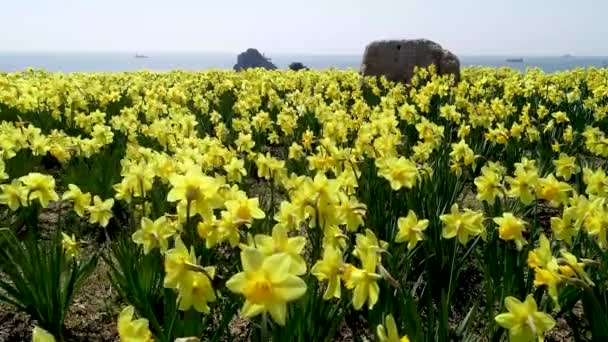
xmin=1 ymin=66 xmax=608 ymax=342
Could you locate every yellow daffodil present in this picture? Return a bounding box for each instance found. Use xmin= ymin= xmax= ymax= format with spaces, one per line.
xmin=353 ymin=229 xmax=388 ymax=261
xmin=164 ymin=237 xmax=196 ymax=288
xmin=273 ymin=201 xmax=301 ymax=231
xmin=224 ymin=157 xmax=247 ymax=183
xmin=226 ymin=248 xmax=307 ymax=325
xmin=536 ymin=174 xmax=571 ymax=207
xmin=346 ymin=249 xmax=382 ymax=310
xmin=494 ymin=213 xmax=527 ymax=250
xmin=395 ymin=210 xmax=428 ymax=250
xmin=20 ymin=172 xmax=59 ymax=208
xmin=553 ymin=153 xmax=579 ymax=181
xmin=440 ymin=204 xmax=485 ymax=245
xmin=527 ymin=234 xmax=561 ymax=303
xmin=311 ymin=245 xmax=344 ymax=299
xmin=117 ymin=306 xmax=154 ymax=342
xmin=0 ymin=179 xmax=26 ymax=211
xmin=132 ymin=216 xmax=176 ymax=254
xmin=61 ymin=232 xmax=80 ymax=259
xmin=474 ymin=167 xmax=504 ymax=205
xmin=87 ymin=196 xmax=114 ymax=227
xmin=377 ymin=314 xmax=410 ymax=342
xmin=337 ymin=194 xmax=367 ymax=232
xmin=495 ymin=295 xmax=555 ymax=342
xmin=559 ymin=250 xmax=594 ymax=286
xmin=506 ymin=159 xmax=539 ymax=205
xmin=550 ymin=211 xmax=577 ymax=245
xmin=62 ymin=184 xmax=91 ymax=217
xmin=377 ymin=157 xmax=418 ymax=191
xmin=583 ymin=167 xmax=608 ymax=197
xmin=167 ymin=167 xmax=223 ymax=220
xmin=255 ymin=225 xmax=307 ymax=275
xmin=177 ymin=268 xmax=217 ymax=313
xmin=225 ymin=196 xmax=265 ymax=226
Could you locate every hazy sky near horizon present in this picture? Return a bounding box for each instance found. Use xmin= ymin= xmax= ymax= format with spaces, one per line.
xmin=1 ymin=0 xmax=607 ymax=56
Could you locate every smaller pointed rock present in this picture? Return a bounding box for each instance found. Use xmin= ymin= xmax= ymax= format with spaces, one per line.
xmin=288 ymin=62 xmax=308 ymax=71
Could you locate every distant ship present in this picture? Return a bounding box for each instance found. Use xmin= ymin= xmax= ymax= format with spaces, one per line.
xmin=134 ymin=53 xmax=149 ymax=58
xmin=561 ymin=54 xmax=574 ymax=58
xmin=506 ymin=58 xmax=524 ymax=63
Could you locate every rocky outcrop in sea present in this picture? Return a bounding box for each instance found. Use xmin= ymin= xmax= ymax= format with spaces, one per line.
xmin=288 ymin=62 xmax=308 ymax=71
xmin=233 ymin=48 xmax=277 ymax=71
xmin=361 ymin=39 xmax=460 ymax=83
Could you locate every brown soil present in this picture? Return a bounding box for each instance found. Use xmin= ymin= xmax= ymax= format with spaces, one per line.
xmin=0 ymin=257 xmax=119 ymax=342
xmin=0 ymin=188 xmax=580 ymax=341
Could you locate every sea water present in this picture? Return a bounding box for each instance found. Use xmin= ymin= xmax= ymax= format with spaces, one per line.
xmin=0 ymin=52 xmax=607 ymax=73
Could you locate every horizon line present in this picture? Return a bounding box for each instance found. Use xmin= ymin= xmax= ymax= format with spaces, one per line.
xmin=1 ymin=50 xmax=608 ymax=58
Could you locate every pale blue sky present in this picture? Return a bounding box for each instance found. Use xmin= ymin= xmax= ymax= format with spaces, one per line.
xmin=1 ymin=0 xmax=606 ymax=55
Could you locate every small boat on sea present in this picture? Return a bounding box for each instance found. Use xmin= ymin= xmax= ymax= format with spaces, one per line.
xmin=506 ymin=58 xmax=524 ymax=63
xmin=135 ymin=53 xmax=149 ymax=58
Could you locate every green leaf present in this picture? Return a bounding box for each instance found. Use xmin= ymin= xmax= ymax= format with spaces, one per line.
xmin=582 ymin=288 xmax=608 ymax=340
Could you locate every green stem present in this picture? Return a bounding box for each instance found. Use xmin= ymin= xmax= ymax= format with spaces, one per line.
xmin=447 ymin=240 xmax=459 ymax=302
xmin=140 ymin=179 xmax=146 ymax=218
xmin=269 ymin=177 xmax=275 ymax=234
xmin=261 ymin=312 xmax=269 ymax=342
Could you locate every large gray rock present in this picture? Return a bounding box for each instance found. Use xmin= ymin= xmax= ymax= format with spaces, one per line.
xmin=289 ymin=62 xmax=308 ymax=71
xmin=233 ymin=48 xmax=277 ymax=71
xmin=360 ymin=39 xmax=460 ymax=83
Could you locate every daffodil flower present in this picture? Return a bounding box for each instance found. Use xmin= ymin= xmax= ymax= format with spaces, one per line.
xmin=132 ymin=216 xmax=176 ymax=254
xmin=20 ymin=172 xmax=59 ymax=208
xmin=495 ymin=295 xmax=555 ymax=342
xmin=376 ymin=314 xmax=410 ymax=342
xmin=62 ymin=184 xmax=91 ymax=217
xmin=117 ymin=306 xmax=154 ymax=342
xmin=311 ymin=245 xmax=344 ymax=299
xmin=494 ymin=213 xmax=528 ymax=251
xmin=226 ymin=248 xmax=307 ymax=325
xmin=395 ymin=210 xmax=428 ymax=250
xmin=87 ymin=195 xmax=114 ymax=227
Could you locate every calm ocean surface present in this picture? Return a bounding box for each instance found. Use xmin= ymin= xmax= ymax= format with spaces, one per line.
xmin=1 ymin=53 xmax=607 ymax=73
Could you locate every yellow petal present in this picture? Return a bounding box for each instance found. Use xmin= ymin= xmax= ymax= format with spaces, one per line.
xmin=226 ymin=272 xmax=247 ymax=294
xmin=533 ymin=312 xmax=556 ymax=331
xmin=288 ymin=236 xmax=307 ymax=253
xmin=32 ymin=326 xmax=56 ymax=342
xmin=352 ymin=284 xmax=367 ymax=310
xmin=241 ymin=300 xmax=265 ymax=318
xmin=118 ymin=306 xmax=135 ymax=331
xmin=368 ymin=282 xmax=380 ymax=309
xmin=504 ymin=296 xmax=527 ymax=317
xmin=324 ymin=277 xmax=341 ymax=299
xmin=376 ymin=325 xmax=388 ymax=342
xmin=289 ymin=255 xmax=307 ymax=275
xmin=385 ymin=314 xmax=399 ymax=340
xmin=273 ymin=275 xmax=307 ymax=301
xmin=265 ymin=253 xmax=291 ymax=282
xmin=494 ymin=313 xmax=517 ymax=329
xmin=267 ymin=302 xmax=287 ymax=326
xmin=241 ymin=248 xmax=263 ymax=272
xmin=523 ymin=294 xmax=538 ymax=312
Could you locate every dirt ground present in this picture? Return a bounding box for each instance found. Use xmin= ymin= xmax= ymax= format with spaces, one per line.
xmin=0 ymin=195 xmax=577 ymax=341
